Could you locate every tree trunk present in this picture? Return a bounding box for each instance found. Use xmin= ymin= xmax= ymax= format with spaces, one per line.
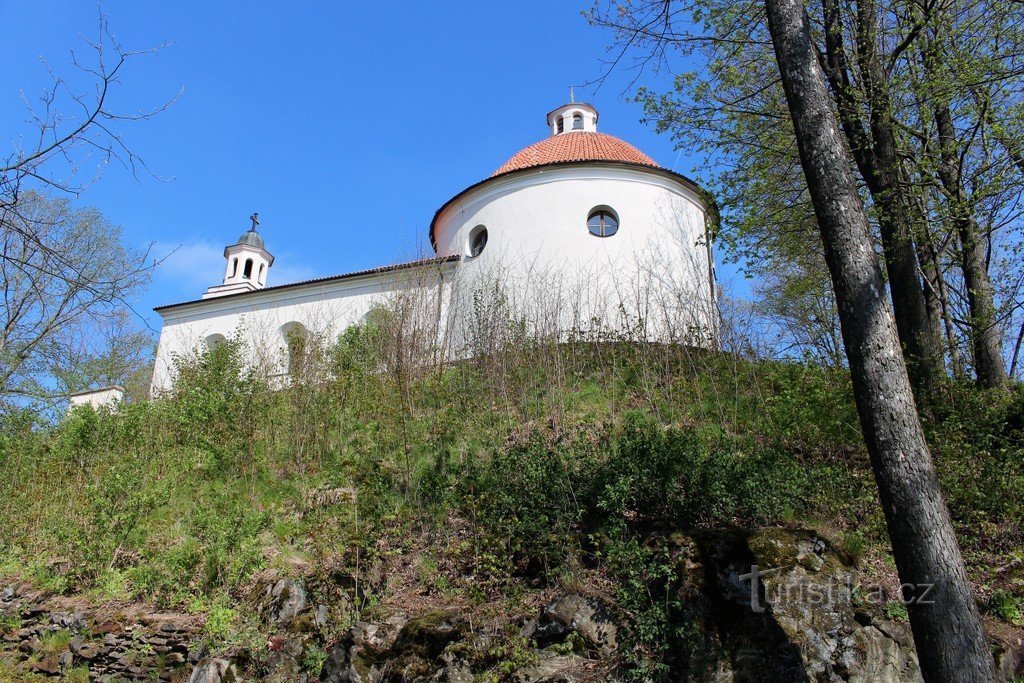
xmin=822 ymin=0 xmax=944 ymax=398
xmin=933 ymin=102 xmax=1006 ymax=388
xmin=853 ymin=0 xmax=944 ymax=397
xmin=916 ymin=214 xmax=965 ymax=379
xmin=764 ymin=0 xmax=994 ymax=679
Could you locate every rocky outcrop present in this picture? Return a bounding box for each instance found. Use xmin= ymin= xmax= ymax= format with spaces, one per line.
xmin=267 ymin=577 xmax=309 ymax=624
xmin=0 ymin=585 xmax=200 ymax=681
xmin=189 ymin=657 xmax=239 ymax=683
xmin=315 ymin=529 xmax=1022 ymax=681
xmin=698 ymin=529 xmax=924 ymax=681
xmin=2 ymin=529 xmax=1019 ymax=681
xmin=540 ymin=595 xmax=617 ymax=657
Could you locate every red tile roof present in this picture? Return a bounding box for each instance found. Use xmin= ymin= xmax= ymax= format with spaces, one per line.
xmin=492 ymin=131 xmax=658 ymax=177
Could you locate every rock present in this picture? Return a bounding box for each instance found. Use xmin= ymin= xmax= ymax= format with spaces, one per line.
xmin=30 ymin=657 xmax=61 ymax=675
xmin=543 ymin=595 xmax=617 ymax=656
xmin=268 ymin=578 xmax=308 ymax=624
xmin=320 ymin=612 xmax=463 ymax=683
xmin=190 ymin=643 xmax=210 ymax=664
xmin=429 ymin=663 xmax=474 ymax=682
xmin=319 ymin=635 xmax=360 ymax=683
xmin=351 ymin=621 xmax=381 ymax=648
xmin=189 ymin=657 xmax=238 ymax=683
xmin=846 ymin=623 xmax=921 ymax=682
xmin=70 ymin=635 xmax=102 ymax=660
xmin=315 ymin=604 xmax=330 ymax=630
xmin=514 ymin=651 xmax=587 ymax=682
xmin=704 ymin=529 xmax=924 ymax=682
xmin=264 ymin=651 xmax=304 ymax=683
xmin=389 ymin=611 xmax=464 ymax=662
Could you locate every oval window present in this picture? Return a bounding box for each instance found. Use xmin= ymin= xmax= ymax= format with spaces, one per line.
xmin=587 ymin=209 xmax=618 ymax=237
xmin=469 ymin=226 xmax=488 ymax=257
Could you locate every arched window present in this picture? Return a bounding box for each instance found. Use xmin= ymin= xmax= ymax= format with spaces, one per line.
xmin=258 ymin=263 xmax=266 ymax=285
xmin=243 ymin=259 xmax=254 ymax=279
xmin=279 ymin=322 xmax=308 ymax=378
xmin=587 ymin=208 xmax=619 ymax=237
xmin=572 ymin=113 xmax=583 ymax=130
xmin=557 ymin=117 xmax=564 ymax=133
xmin=469 ymin=225 xmax=488 ymax=257
xmin=204 ymin=333 xmax=227 ymax=351
xmin=230 ymin=258 xmax=238 ymax=278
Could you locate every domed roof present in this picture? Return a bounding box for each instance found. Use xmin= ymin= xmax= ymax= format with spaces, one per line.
xmin=235 ymin=229 xmax=265 ymax=250
xmin=492 ymin=131 xmax=658 ymax=177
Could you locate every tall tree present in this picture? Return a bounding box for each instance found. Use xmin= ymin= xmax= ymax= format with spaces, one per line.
xmin=0 ymin=192 xmax=151 ymax=403
xmin=913 ymin=18 xmax=1012 ymax=387
xmin=764 ymin=0 xmax=993 ymax=677
xmin=591 ymin=0 xmax=1024 ymax=389
xmin=0 ymin=10 xmax=172 ymax=405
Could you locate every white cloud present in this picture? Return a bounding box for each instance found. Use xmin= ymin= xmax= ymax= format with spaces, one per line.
xmin=153 ymin=241 xmax=224 ymax=292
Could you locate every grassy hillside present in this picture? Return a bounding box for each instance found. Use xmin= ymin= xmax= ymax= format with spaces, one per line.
xmin=1 ymin=327 xmax=1022 ymax=677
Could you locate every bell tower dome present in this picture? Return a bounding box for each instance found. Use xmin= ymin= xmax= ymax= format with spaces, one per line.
xmin=203 ymin=213 xmax=275 ymax=299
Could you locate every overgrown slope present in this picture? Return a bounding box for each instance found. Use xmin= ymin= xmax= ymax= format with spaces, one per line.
xmin=1 ymin=331 xmax=1021 ymax=679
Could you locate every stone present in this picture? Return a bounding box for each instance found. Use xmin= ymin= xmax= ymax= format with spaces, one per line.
xmin=351 ymin=621 xmax=382 ymax=649
xmin=79 ymin=643 xmax=101 ymax=659
xmin=705 ymin=529 xmax=924 ymax=682
xmin=263 ymin=651 xmax=302 ymax=683
xmin=513 ymin=652 xmax=587 ymax=682
xmin=189 ymin=643 xmax=209 ymax=664
xmin=267 ymin=578 xmax=308 ymax=624
xmin=315 ymin=604 xmax=330 ymax=630
xmin=543 ymin=595 xmax=617 ymax=656
xmin=319 ymin=636 xmax=358 ymax=683
xmin=30 ymin=657 xmax=61 ymax=675
xmin=429 ymin=663 xmax=474 ymax=682
xmin=188 ymin=657 xmax=238 ymax=683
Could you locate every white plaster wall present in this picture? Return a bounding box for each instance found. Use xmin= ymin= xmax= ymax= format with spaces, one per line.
xmin=151 ymin=164 xmax=716 ymax=396
xmin=433 ymin=165 xmax=717 ymax=344
xmin=151 ymin=264 xmax=455 ymax=395
xmin=69 ymin=386 xmax=125 ymax=410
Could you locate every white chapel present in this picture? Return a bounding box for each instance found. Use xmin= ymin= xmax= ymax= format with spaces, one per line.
xmin=150 ymin=103 xmax=718 ymax=394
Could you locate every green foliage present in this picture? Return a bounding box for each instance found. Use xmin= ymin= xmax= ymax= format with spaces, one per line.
xmin=0 ymin=325 xmax=1018 ymax=678
xmin=203 ymin=601 xmax=238 ymax=647
xmin=301 ymin=642 xmax=329 ymax=675
xmin=988 ymin=590 xmax=1023 ymax=626
xmin=884 ymin=601 xmax=910 ymax=622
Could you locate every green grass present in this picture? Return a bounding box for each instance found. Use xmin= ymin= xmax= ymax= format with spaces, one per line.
xmin=0 ymin=327 xmax=1021 ymax=675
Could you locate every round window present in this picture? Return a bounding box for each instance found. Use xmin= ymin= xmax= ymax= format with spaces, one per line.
xmin=469 ymin=226 xmax=488 ymax=257
xmin=587 ymin=209 xmax=618 ymax=237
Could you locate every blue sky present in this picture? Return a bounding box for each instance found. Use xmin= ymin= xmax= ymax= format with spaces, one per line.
xmin=2 ymin=1 xmax=733 ymax=335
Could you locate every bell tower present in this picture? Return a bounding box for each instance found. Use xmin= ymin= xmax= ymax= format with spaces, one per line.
xmin=203 ymin=213 xmax=275 ymax=299
xmin=546 ymin=102 xmax=599 ymax=136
